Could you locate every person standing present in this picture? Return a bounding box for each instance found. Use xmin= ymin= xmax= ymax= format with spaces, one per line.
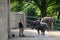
xmin=19 ymin=19 xmax=25 ymax=37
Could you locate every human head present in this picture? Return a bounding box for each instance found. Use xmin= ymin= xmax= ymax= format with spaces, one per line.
xmin=20 ymin=19 xmax=23 ymax=22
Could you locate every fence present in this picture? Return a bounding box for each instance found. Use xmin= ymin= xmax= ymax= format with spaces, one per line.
xmin=26 ymin=16 xmax=60 ymax=31
xmin=26 ymin=16 xmax=41 ymax=28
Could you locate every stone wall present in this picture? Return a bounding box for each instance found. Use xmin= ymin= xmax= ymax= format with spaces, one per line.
xmin=0 ymin=0 xmax=8 ymax=40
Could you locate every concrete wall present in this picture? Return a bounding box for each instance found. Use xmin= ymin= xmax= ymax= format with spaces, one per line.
xmin=0 ymin=0 xmax=8 ymax=40
xmin=10 ymin=12 xmax=26 ymax=29
xmin=10 ymin=12 xmax=15 ymax=29
xmin=0 ymin=0 xmax=26 ymax=40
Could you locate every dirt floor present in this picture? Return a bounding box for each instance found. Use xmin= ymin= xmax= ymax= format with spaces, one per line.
xmin=8 ymin=29 xmax=60 ymax=40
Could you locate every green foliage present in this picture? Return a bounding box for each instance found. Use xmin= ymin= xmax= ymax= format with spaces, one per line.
xmin=10 ymin=0 xmax=60 ymax=17
xmin=27 ymin=8 xmax=37 ymax=16
xmin=10 ymin=1 xmax=19 ymax=11
xmin=10 ymin=0 xmax=41 ymax=16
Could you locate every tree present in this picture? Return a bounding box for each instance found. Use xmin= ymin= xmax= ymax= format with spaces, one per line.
xmin=27 ymin=8 xmax=37 ymax=16
xmin=10 ymin=0 xmax=59 ymax=18
xmin=24 ymin=0 xmax=57 ymax=17
xmin=41 ymin=0 xmax=46 ymax=17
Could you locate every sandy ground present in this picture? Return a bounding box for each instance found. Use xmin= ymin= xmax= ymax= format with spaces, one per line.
xmin=8 ymin=29 xmax=60 ymax=40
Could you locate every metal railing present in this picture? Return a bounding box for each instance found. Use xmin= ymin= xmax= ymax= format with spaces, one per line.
xmin=26 ymin=16 xmax=41 ymax=28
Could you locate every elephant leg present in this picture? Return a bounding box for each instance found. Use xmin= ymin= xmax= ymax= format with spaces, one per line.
xmin=37 ymin=30 xmax=40 ymax=35
xmin=51 ymin=22 xmax=53 ymax=31
xmin=47 ymin=26 xmax=50 ymax=31
xmin=41 ymin=30 xmax=45 ymax=35
xmin=43 ymin=31 xmax=45 ymax=35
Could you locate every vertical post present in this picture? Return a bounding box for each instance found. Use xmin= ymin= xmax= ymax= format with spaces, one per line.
xmin=7 ymin=0 xmax=10 ymax=38
xmin=23 ymin=12 xmax=26 ymax=28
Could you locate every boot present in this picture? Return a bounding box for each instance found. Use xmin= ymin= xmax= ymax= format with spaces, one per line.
xmin=19 ymin=34 xmax=22 ymax=37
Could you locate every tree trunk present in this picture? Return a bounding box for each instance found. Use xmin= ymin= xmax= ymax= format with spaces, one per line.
xmin=57 ymin=0 xmax=60 ymax=20
xmin=41 ymin=0 xmax=46 ymax=17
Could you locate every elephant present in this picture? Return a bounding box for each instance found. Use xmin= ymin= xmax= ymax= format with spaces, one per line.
xmin=31 ymin=20 xmax=48 ymax=35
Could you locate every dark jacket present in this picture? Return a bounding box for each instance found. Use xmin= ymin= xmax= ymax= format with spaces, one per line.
xmin=19 ymin=22 xmax=24 ymax=28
